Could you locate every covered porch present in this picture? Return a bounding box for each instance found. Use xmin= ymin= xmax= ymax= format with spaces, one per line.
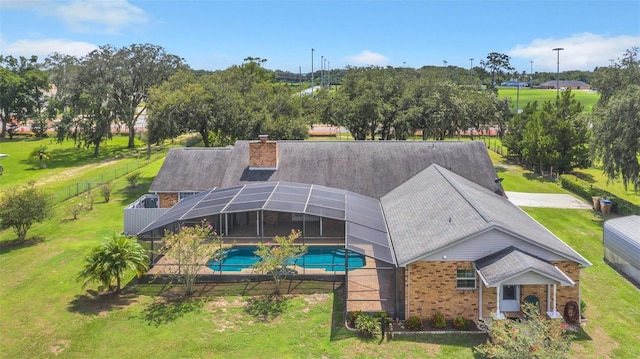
xmin=475 ymin=247 xmax=575 ymax=320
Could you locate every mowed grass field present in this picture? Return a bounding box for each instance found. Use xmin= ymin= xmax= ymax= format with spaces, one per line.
xmin=498 ymin=87 xmax=600 ymax=113
xmin=1 ymin=137 xmax=639 ymax=358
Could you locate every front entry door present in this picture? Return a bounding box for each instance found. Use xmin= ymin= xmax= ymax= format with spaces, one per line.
xmin=500 ymin=285 xmax=520 ymax=312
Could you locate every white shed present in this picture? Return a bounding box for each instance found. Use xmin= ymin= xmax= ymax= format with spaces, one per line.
xmin=603 ymin=215 xmax=640 ymax=285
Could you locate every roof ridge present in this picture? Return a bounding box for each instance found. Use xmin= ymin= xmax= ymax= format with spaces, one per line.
xmin=432 ymin=164 xmax=494 ymax=224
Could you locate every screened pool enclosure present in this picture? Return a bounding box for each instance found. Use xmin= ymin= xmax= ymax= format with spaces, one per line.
xmin=137 ymin=182 xmax=397 ymax=274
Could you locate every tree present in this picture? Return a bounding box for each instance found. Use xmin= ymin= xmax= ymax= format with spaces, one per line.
xmin=159 ymin=221 xmax=222 ymax=295
xmin=591 ymin=85 xmax=640 ymax=192
xmin=507 ymin=89 xmax=590 ymax=174
xmin=29 ymin=145 xmax=53 ymax=168
xmin=78 ymin=235 xmax=149 ymax=294
xmin=0 ymin=55 xmax=48 ymax=138
xmin=111 ymin=44 xmax=185 ymax=149
xmin=475 ymin=303 xmax=573 ymax=358
xmin=0 ymin=184 xmax=52 ymax=241
xmin=591 ymin=48 xmax=640 ymax=192
xmin=253 ymin=230 xmax=306 ymax=295
xmin=481 ymin=52 xmax=514 ymax=90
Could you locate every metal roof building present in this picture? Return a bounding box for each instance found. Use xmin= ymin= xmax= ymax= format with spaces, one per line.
xmin=604 ymin=215 xmax=640 ymax=286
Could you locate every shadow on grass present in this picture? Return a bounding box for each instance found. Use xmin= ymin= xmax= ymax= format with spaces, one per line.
xmin=570 ymin=324 xmax=594 ymax=341
xmin=330 ymin=283 xmax=352 ymax=341
xmin=0 ymin=236 xmax=45 ymax=254
xmin=116 ymin=177 xmax=155 ymax=205
xmin=68 ymin=290 xmax=139 ymax=316
xmin=245 ymin=294 xmax=289 ymax=321
xmin=571 ymin=171 xmax=597 ymax=184
xmin=391 ymin=333 xmax=488 ymax=356
xmin=141 ymin=296 xmax=205 ymax=326
xmin=523 ymin=172 xmax=558 ymax=183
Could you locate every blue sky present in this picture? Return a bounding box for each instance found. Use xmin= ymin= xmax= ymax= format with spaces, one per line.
xmin=1 ymin=0 xmax=639 ymax=74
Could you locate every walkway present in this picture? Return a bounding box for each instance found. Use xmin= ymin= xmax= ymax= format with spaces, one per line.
xmin=505 ymin=192 xmax=592 ymax=209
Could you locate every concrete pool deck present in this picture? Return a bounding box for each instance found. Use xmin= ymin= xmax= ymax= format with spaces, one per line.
xmin=505 ymin=191 xmax=593 ymax=209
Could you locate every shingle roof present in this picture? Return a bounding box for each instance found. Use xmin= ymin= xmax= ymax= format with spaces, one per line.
xmin=150 ymin=147 xmax=232 ymax=192
xmin=150 ymin=140 xmax=501 ymax=199
xmin=381 ymin=164 xmax=591 ymax=267
xmin=475 ymin=246 xmax=575 ymax=287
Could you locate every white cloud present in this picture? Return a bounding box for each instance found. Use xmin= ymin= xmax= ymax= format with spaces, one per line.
xmin=54 ymin=0 xmax=148 ymax=34
xmin=3 ymin=0 xmax=148 ymax=34
xmin=1 ymin=39 xmax=98 ymax=58
xmin=345 ymin=50 xmax=389 ymax=66
xmin=509 ymin=33 xmax=640 ymax=72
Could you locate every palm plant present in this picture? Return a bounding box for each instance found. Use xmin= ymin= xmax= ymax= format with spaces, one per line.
xmin=78 ymin=235 xmax=149 ymax=294
xmin=29 ymin=145 xmax=53 ymax=168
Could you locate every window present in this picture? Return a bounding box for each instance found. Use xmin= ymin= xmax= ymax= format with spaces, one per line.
xmin=179 ymin=192 xmax=198 ymax=201
xmin=456 ymin=269 xmax=476 ymax=289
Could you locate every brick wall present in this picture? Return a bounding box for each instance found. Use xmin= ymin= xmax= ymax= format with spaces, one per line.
xmin=406 ymin=260 xmax=583 ymax=320
xmin=249 ymin=141 xmax=278 ymax=168
xmin=405 ymin=261 xmax=479 ymax=320
xmin=159 ymin=193 xmax=178 ymax=208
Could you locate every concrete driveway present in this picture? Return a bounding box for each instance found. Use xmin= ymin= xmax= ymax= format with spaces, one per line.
xmin=505 ymin=192 xmax=593 ymax=209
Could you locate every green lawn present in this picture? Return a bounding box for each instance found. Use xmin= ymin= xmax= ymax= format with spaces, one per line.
xmin=1 ymin=136 xmax=639 ymax=358
xmin=497 ymin=87 xmax=600 ymax=113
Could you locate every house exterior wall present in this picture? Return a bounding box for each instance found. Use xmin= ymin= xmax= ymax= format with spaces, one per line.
xmin=406 ymin=260 xmax=583 ymax=320
xmin=249 ymin=141 xmax=278 ymax=169
xmin=159 ymin=192 xmax=178 ymax=208
xmin=405 ymin=261 xmax=479 ymax=320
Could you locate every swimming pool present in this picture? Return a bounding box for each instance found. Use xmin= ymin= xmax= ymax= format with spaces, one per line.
xmin=207 ymin=245 xmax=366 ymax=272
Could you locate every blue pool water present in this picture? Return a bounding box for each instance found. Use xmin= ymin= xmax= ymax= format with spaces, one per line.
xmin=207 ymin=245 xmax=366 ymax=272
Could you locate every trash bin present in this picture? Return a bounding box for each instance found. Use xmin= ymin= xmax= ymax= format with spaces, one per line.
xmin=600 ymin=199 xmax=612 ymax=215
xmin=592 ymin=196 xmax=601 ymax=211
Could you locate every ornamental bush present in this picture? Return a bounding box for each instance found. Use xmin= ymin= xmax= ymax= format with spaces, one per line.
xmin=405 ymin=315 xmax=423 ymax=331
xmin=431 ymin=311 xmax=446 ymax=329
xmin=355 ymin=313 xmax=381 ymax=338
xmin=453 ymin=317 xmax=469 ymax=330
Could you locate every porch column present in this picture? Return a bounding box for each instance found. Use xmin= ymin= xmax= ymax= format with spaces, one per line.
xmin=496 ymin=285 xmax=501 ymax=315
xmin=553 ymin=283 xmax=557 ymax=314
xmin=547 ymin=284 xmax=551 ymax=312
xmin=478 ymin=281 xmax=483 ymax=318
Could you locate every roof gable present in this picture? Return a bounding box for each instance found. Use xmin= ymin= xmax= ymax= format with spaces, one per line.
xmin=475 ymin=246 xmax=575 ymax=287
xmin=382 ymin=164 xmax=591 ymax=266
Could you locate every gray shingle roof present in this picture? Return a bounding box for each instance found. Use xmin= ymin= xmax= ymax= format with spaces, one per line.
xmin=381 ymin=164 xmax=591 ymax=267
xmin=150 ymin=140 xmax=501 ymax=198
xmin=475 ymin=246 xmax=575 ymax=287
xmin=150 ymin=147 xmax=232 ymax=192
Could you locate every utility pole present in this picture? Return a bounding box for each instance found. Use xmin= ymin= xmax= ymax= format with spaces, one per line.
xmin=552 ymin=47 xmax=564 ymax=97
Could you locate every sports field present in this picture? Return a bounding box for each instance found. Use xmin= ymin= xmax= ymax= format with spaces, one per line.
xmin=498 ymin=87 xmax=600 ymax=113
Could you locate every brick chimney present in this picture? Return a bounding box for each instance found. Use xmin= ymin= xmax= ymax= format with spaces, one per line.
xmin=249 ymin=135 xmax=278 ymax=170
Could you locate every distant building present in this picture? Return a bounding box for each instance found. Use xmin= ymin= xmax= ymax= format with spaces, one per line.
xmin=538 ymin=80 xmax=591 ymax=90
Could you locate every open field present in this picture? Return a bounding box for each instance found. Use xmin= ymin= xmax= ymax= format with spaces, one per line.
xmin=497 ymin=87 xmax=600 ymax=113
xmin=1 ymin=137 xmax=638 ymax=358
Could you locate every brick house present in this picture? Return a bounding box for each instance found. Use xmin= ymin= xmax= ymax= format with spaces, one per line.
xmin=127 ymin=137 xmax=590 ymax=321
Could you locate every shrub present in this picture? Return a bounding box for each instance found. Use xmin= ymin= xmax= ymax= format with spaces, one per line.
xmin=453 ymin=317 xmax=469 ymax=330
xmin=347 ymin=311 xmax=362 ymax=327
xmin=126 ymin=172 xmax=142 ymax=188
xmin=0 ymin=184 xmax=52 ymax=240
xmin=580 ymin=299 xmax=587 ymax=316
xmin=376 ymin=311 xmax=390 ymax=326
xmin=84 ymin=192 xmax=95 ymax=210
xmin=355 ymin=313 xmax=381 ymax=338
xmin=66 ymin=201 xmax=86 ymax=220
xmin=475 ymin=302 xmax=573 ymax=358
xmin=431 ymin=311 xmax=446 ymax=329
xmin=100 ymin=182 xmax=112 ymax=202
xmin=405 ymin=315 xmax=423 ymax=331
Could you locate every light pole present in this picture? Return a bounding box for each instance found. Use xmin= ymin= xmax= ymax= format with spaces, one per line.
xmin=469 ymin=58 xmax=474 ymax=81
xmin=320 ymin=55 xmax=324 ymax=88
xmin=529 ymin=60 xmax=534 ymax=88
xmin=311 ymin=48 xmax=314 ymax=95
xmin=552 ymin=47 xmax=564 ymax=96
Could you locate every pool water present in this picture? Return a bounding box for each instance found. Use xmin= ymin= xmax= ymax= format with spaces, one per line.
xmin=207 ymin=245 xmax=366 ymax=272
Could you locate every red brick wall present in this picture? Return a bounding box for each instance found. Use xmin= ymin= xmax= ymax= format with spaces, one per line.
xmin=249 ymin=141 xmax=278 ymax=168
